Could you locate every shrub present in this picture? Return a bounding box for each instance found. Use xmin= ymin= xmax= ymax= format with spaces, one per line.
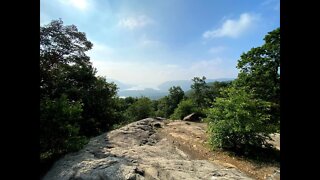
xmin=40 ymin=95 xmax=88 ymax=162
xmin=205 ymin=87 xmax=276 ymax=152
xmin=126 ymin=97 xmax=155 ymax=121
xmin=170 ymin=99 xmax=199 ymax=120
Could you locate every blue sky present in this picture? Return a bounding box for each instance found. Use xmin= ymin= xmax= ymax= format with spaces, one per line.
xmin=41 ymin=0 xmax=279 ymax=89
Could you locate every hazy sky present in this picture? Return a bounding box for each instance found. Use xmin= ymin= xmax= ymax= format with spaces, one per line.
xmin=40 ymin=0 xmax=279 ymax=89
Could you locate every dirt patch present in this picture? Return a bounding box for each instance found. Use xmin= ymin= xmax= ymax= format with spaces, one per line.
xmin=159 ymin=120 xmax=280 ymax=180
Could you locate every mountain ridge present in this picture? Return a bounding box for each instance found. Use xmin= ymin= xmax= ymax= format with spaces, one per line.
xmin=111 ymin=78 xmax=235 ymax=100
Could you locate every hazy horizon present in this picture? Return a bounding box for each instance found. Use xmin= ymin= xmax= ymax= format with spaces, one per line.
xmin=41 ymin=0 xmax=279 ymax=89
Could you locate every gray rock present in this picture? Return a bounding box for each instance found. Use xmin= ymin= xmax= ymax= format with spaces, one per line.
xmin=43 ymin=118 xmax=252 ymax=180
xmin=183 ymin=113 xmax=201 ymax=122
xmin=154 ymin=117 xmax=166 ymax=121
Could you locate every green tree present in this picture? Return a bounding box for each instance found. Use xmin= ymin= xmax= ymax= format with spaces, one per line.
xmin=170 ymin=99 xmax=199 ymax=120
xmin=235 ymin=28 xmax=280 ymax=126
xmin=205 ymin=28 xmax=280 ymax=152
xmin=126 ymin=97 xmax=155 ymax=121
xmin=40 ymin=95 xmax=87 ymax=162
xmin=206 ymin=87 xmax=274 ymax=150
xmin=236 ymin=28 xmax=280 ymax=101
xmin=190 ymin=76 xmax=208 ymax=108
xmin=154 ymin=86 xmax=184 ymax=118
xmin=40 ymin=19 xmax=95 ymax=101
xmin=154 ymin=96 xmax=170 ymax=117
xmin=167 ymin=86 xmax=185 ymax=115
xmin=40 ymin=20 xmax=124 ymax=176
xmin=206 ymin=81 xmax=232 ymax=105
xmin=80 ymin=76 xmax=118 ymax=136
xmin=40 ymin=19 xmax=120 ymax=137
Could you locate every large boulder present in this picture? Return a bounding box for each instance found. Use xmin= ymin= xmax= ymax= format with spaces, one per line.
xmin=43 ymin=118 xmax=252 ymax=180
xmin=154 ymin=117 xmax=166 ymax=121
xmin=183 ymin=113 xmax=201 ymax=122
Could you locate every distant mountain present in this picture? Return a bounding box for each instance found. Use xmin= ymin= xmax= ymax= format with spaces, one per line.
xmin=106 ymin=79 xmax=134 ymax=91
xmin=112 ymin=78 xmax=235 ymax=100
xmin=157 ymin=78 xmax=235 ymax=92
xmin=157 ymin=80 xmax=191 ymax=92
xmin=118 ymin=88 xmax=168 ymax=100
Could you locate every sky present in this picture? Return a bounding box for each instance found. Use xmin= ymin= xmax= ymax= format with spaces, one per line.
xmin=40 ymin=0 xmax=280 ymax=89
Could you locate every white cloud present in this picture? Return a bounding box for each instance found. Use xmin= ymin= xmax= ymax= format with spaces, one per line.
xmin=140 ymin=39 xmax=161 ymax=47
xmin=166 ymin=64 xmax=178 ymax=68
xmin=59 ymin=0 xmax=90 ymax=11
xmin=203 ymin=13 xmax=258 ymax=39
xmin=138 ymin=35 xmax=162 ymax=48
xmin=208 ymin=46 xmax=226 ymax=54
xmin=118 ymin=15 xmax=153 ymax=30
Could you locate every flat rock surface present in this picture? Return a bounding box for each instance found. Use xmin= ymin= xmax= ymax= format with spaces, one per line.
xmin=43 ymin=118 xmax=253 ymax=180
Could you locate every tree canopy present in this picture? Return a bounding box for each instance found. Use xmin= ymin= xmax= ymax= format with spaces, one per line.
xmin=206 ymin=27 xmax=280 ymax=151
xmin=40 ymin=20 xmax=119 ymax=171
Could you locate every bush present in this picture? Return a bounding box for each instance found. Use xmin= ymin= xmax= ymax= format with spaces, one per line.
xmin=205 ymin=87 xmax=276 ymax=152
xmin=40 ymin=95 xmax=88 ymax=163
xmin=170 ymin=99 xmax=199 ymax=120
xmin=126 ymin=97 xmax=155 ymax=121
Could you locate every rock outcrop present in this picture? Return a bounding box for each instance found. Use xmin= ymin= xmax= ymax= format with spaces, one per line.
xmin=183 ymin=113 xmax=201 ymax=122
xmin=43 ymin=118 xmax=252 ymax=180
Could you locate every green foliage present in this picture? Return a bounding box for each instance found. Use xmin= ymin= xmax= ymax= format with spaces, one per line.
xmin=40 ymin=95 xmax=88 ymax=161
xmin=80 ymin=76 xmax=118 ymax=136
xmin=170 ymin=99 xmax=199 ymax=120
xmin=186 ymin=80 xmax=232 ymax=107
xmin=154 ymin=96 xmax=170 ymax=117
xmin=190 ymin=76 xmax=208 ymax=107
xmin=40 ymin=19 xmax=120 ymax=137
xmin=206 ymin=87 xmax=275 ymax=150
xmin=40 ymin=20 xmax=120 ymax=174
xmin=167 ymin=86 xmax=185 ymax=113
xmin=235 ymin=28 xmax=280 ymax=127
xmin=40 ymin=19 xmax=95 ymax=101
xmin=126 ymin=97 xmax=155 ymax=121
xmin=154 ymin=86 xmax=184 ymax=118
xmin=206 ymin=81 xmax=232 ymax=103
xmin=205 ymin=28 xmax=280 ymax=153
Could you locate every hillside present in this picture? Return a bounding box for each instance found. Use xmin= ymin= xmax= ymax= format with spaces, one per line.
xmin=118 ymin=88 xmax=168 ymax=100
xmin=115 ymin=78 xmax=235 ymax=99
xmin=157 ymin=78 xmax=234 ymax=92
xmin=43 ymin=118 xmax=279 ymax=180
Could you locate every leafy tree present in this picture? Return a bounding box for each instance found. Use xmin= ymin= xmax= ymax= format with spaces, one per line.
xmin=40 ymin=95 xmax=87 ymax=161
xmin=80 ymin=76 xmax=118 ymax=136
xmin=206 ymin=87 xmax=274 ymax=151
xmin=40 ymin=20 xmax=121 ymax=175
xmin=126 ymin=97 xmax=155 ymax=121
xmin=167 ymin=86 xmax=185 ymax=112
xmin=205 ymin=28 xmax=280 ymax=152
xmin=170 ymin=99 xmax=199 ymax=120
xmin=205 ymin=81 xmax=232 ymax=105
xmin=190 ymin=76 xmax=208 ymax=108
xmin=154 ymin=96 xmax=170 ymax=117
xmin=40 ymin=19 xmax=120 ymax=137
xmin=235 ymin=28 xmax=280 ymax=126
xmin=236 ymin=28 xmax=280 ymax=102
xmin=159 ymin=86 xmax=185 ymax=117
xmin=40 ymin=19 xmax=95 ymax=101
xmin=154 ymin=86 xmax=184 ymax=118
